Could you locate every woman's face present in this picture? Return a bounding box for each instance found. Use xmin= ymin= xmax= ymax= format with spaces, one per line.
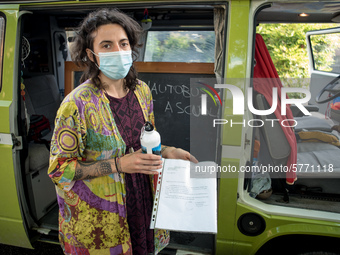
xmin=87 ymin=23 xmax=131 ymax=64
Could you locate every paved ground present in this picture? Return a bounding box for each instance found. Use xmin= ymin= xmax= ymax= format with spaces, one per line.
xmin=0 ymin=243 xmax=208 ymax=255
xmin=0 ymin=242 xmax=64 ymax=255
xmin=0 ymin=232 xmax=212 ymax=254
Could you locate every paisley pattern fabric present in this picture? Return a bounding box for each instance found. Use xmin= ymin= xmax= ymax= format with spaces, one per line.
xmin=48 ymin=79 xmax=169 ymax=254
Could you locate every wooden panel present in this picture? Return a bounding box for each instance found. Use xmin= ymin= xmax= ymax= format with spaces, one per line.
xmin=64 ymin=61 xmax=83 ymax=96
xmin=64 ymin=61 xmax=215 ymax=96
xmin=134 ymin=62 xmax=214 ymax=74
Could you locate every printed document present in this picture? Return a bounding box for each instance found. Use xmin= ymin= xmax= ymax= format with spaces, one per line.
xmin=150 ymin=159 xmax=217 ymax=233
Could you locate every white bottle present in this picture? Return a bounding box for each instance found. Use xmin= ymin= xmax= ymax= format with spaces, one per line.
xmin=140 ymin=121 xmax=163 ymax=173
xmin=140 ymin=121 xmax=161 ymax=155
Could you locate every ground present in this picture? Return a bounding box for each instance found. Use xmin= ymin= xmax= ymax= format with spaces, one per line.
xmin=0 ymin=242 xmax=63 ymax=255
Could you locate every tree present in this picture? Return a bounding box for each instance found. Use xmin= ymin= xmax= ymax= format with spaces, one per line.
xmin=257 ymin=23 xmax=338 ymax=98
xmin=257 ymin=24 xmax=338 ymax=78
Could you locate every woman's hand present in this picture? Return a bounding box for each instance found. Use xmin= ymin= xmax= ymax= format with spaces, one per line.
xmin=162 ymin=147 xmax=198 ymax=163
xmin=119 ymin=149 xmax=162 ymax=175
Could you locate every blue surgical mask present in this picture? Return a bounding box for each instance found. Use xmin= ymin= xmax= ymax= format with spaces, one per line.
xmin=91 ymin=50 xmax=133 ymax=80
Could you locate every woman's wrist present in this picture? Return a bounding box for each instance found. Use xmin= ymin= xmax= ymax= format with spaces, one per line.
xmin=161 ymin=146 xmax=175 ymax=158
xmin=114 ymin=156 xmax=123 ymax=181
xmin=161 ymin=146 xmax=169 ymax=155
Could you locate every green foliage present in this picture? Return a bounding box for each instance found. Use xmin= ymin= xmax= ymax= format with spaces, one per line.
xmin=257 ymin=23 xmax=338 ymax=98
xmin=257 ymin=23 xmax=337 ymax=79
xmin=145 ymin=31 xmax=215 ymax=62
xmin=311 ymin=33 xmax=340 ymax=72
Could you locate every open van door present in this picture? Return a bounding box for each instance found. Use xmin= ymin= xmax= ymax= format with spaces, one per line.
xmin=0 ymin=2 xmax=225 ymax=252
xmin=0 ymin=7 xmax=33 ymax=249
xmin=307 ymin=27 xmax=340 ymax=118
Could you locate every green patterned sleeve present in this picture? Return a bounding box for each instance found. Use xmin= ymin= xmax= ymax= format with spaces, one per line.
xmin=48 ymin=101 xmax=86 ymax=191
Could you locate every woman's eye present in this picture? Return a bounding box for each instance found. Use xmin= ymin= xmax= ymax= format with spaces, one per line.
xmin=121 ymin=42 xmax=129 ymax=47
xmin=103 ymin=44 xmax=111 ymax=49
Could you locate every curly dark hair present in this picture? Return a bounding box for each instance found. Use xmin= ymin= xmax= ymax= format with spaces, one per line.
xmin=71 ymin=8 xmax=143 ymax=90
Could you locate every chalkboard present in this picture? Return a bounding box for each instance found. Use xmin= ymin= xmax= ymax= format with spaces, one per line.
xmin=74 ymin=71 xmax=82 ymax=88
xmin=66 ymin=62 xmax=220 ymax=161
xmin=138 ymin=73 xmax=220 ymax=161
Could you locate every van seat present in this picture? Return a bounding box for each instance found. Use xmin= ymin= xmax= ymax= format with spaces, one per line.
xmin=23 ymin=74 xmax=60 ymax=220
xmin=295 ymin=113 xmax=334 ymax=133
xmin=24 ymin=75 xmax=61 ymax=140
xmin=24 ymin=74 xmax=61 ymax=172
xmin=297 ymin=142 xmax=340 ymax=178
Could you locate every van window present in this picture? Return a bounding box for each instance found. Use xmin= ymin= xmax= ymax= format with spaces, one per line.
xmin=0 ymin=15 xmax=5 ymax=92
xmin=310 ymin=32 xmax=340 ymax=73
xmin=144 ymin=31 xmax=215 ymax=63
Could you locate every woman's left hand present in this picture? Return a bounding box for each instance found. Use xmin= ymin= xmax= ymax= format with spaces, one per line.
xmin=162 ymin=147 xmax=198 ymax=163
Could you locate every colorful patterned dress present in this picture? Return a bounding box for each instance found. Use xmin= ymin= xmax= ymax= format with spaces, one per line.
xmin=48 ymin=79 xmax=169 ymax=254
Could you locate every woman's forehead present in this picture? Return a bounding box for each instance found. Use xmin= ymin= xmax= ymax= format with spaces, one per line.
xmin=92 ymin=23 xmax=128 ymax=42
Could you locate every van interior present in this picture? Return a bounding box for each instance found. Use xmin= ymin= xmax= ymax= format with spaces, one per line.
xmin=15 ymin=1 xmax=340 ymax=252
xmin=18 ymin=3 xmax=218 ymax=252
xmin=247 ymin=2 xmax=340 ymax=216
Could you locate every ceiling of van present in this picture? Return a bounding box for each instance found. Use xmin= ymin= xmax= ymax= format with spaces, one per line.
xmin=258 ymin=2 xmax=340 ymax=23
xmin=22 ymin=4 xmax=215 ymax=29
xmin=21 ymin=2 xmax=340 ymax=25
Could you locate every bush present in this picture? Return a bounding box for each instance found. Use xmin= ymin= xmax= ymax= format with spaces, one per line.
xmin=257 ymin=23 xmax=338 ymax=98
xmin=257 ymin=23 xmax=338 ymax=79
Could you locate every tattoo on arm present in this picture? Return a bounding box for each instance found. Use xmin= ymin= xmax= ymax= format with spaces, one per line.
xmin=74 ymin=160 xmax=115 ymax=181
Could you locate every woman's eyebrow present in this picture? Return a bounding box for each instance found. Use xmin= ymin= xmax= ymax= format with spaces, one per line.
xmin=99 ymin=38 xmax=129 ymax=45
xmin=119 ymin=38 xmax=129 ymax=43
xmin=99 ymin=40 xmax=113 ymax=45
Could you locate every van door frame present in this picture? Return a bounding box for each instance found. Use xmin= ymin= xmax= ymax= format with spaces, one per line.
xmin=0 ymin=6 xmax=34 ymax=249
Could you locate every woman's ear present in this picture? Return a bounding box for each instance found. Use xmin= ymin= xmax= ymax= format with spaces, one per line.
xmin=86 ymin=48 xmax=95 ymax=62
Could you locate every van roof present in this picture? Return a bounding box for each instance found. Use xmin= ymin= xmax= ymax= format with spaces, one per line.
xmin=258 ymin=2 xmax=340 ymax=23
xmin=18 ymin=3 xmax=216 ymax=29
xmin=2 ymin=1 xmax=340 ymax=24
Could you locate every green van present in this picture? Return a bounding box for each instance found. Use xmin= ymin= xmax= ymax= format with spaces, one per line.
xmin=0 ymin=0 xmax=340 ymax=254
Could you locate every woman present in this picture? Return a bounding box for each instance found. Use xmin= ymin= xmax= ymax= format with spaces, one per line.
xmin=48 ymin=8 xmax=196 ymax=255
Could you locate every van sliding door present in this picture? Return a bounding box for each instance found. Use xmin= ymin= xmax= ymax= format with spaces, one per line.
xmin=0 ymin=8 xmax=32 ymax=249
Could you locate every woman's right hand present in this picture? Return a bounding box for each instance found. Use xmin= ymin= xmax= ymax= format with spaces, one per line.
xmin=119 ymin=149 xmax=162 ymax=174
